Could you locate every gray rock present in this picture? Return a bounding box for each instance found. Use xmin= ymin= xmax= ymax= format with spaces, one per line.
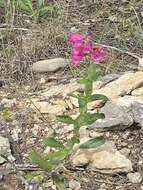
xmin=32 ymin=58 xmax=69 ymax=73
xmin=127 ymin=172 xmax=143 ymax=184
xmin=0 ymin=136 xmax=15 ymax=164
xmin=132 ymin=102 xmax=143 ymax=127
xmin=101 ymin=73 xmax=122 ymax=85
xmin=89 ymin=101 xmax=134 ymax=131
xmin=0 ymin=117 xmax=6 ymax=129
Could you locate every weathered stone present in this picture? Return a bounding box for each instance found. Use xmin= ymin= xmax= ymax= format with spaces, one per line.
xmin=30 ymin=99 xmax=67 ymax=115
xmin=132 ymin=102 xmax=143 ymax=127
xmin=0 ymin=136 xmax=15 ymax=164
xmin=101 ymin=73 xmax=122 ymax=85
xmin=95 ymin=71 xmax=143 ymax=99
xmin=115 ymin=96 xmax=143 ymax=107
xmin=89 ymin=101 xmax=133 ymax=131
xmin=127 ymin=172 xmax=143 ymax=184
xmin=71 ymin=141 xmax=132 ymax=174
xmin=0 ymin=117 xmax=6 ymax=129
xmin=41 ymin=81 xmax=80 ymax=98
xmin=32 ymin=58 xmax=69 ymax=73
xmin=69 ymin=179 xmax=81 ymax=190
xmin=138 ymin=58 xmax=143 ymax=70
xmin=132 ymin=87 xmax=143 ymax=96
xmin=119 ymin=148 xmax=131 ymax=157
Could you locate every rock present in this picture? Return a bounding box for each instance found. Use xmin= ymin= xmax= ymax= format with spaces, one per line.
xmin=138 ymin=58 xmax=143 ymax=70
xmin=132 ymin=87 xmax=143 ymax=96
xmin=101 ymin=73 xmax=122 ymax=85
xmin=11 ymin=126 xmax=22 ymax=141
xmin=41 ymin=81 xmax=80 ymax=98
xmin=71 ymin=141 xmax=132 ymax=174
xmin=1 ymin=98 xmax=16 ymax=108
xmin=31 ymin=124 xmax=40 ymax=136
xmin=39 ymin=77 xmax=46 ymax=84
xmin=132 ymin=102 xmax=143 ymax=127
xmin=89 ymin=101 xmax=133 ymax=131
xmin=89 ymin=131 xmax=104 ymax=138
xmin=95 ymin=71 xmax=143 ymax=99
xmin=127 ymin=172 xmax=143 ymax=184
xmin=69 ymin=179 xmax=81 ymax=190
xmin=115 ymin=96 xmax=143 ymax=107
xmin=0 ymin=117 xmax=6 ymax=129
xmin=0 ymin=136 xmax=15 ymax=164
xmin=43 ymin=147 xmax=50 ymax=155
xmin=119 ymin=148 xmax=130 ymax=157
xmin=32 ymin=58 xmax=69 ymax=73
xmin=79 ymin=126 xmax=89 ymax=138
xmin=30 ymin=100 xmax=67 ymax=115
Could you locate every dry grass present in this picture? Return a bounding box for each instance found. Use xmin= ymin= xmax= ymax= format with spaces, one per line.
xmin=0 ymin=0 xmax=143 ymax=83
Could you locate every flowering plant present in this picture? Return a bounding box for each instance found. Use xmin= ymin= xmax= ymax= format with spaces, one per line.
xmin=69 ymin=33 xmax=106 ymax=66
xmin=30 ymin=33 xmax=108 ymax=190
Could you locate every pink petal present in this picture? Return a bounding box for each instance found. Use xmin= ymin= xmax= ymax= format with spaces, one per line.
xmin=68 ymin=33 xmax=85 ymax=44
xmin=83 ymin=41 xmax=93 ymax=54
xmin=71 ymin=52 xmax=84 ymax=65
xmin=91 ymin=47 xmax=106 ymax=63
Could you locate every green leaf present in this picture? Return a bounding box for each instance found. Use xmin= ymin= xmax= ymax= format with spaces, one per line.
xmin=80 ymin=137 xmax=105 ymax=149
xmin=90 ymin=94 xmax=109 ymax=103
xmin=37 ymin=0 xmax=44 ymax=9
xmin=75 ymin=112 xmax=105 ymax=126
xmin=57 ymin=115 xmax=75 ymax=125
xmin=16 ymin=0 xmax=33 ymax=12
xmin=26 ymin=171 xmax=44 ymax=183
xmin=52 ymin=174 xmax=66 ymax=190
xmin=43 ymin=137 xmax=65 ymax=149
xmin=78 ymin=94 xmax=87 ymax=114
xmin=30 ymin=149 xmax=53 ymax=172
xmin=39 ymin=5 xmax=54 ymax=17
xmin=0 ymin=109 xmax=11 ymax=121
xmin=66 ymin=137 xmax=80 ymax=150
xmin=44 ymin=149 xmax=69 ymax=162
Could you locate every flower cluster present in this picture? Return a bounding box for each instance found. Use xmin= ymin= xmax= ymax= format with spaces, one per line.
xmin=68 ymin=33 xmax=106 ymax=66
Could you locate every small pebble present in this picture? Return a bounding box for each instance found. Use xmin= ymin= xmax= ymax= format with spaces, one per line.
xmin=119 ymin=148 xmax=130 ymax=157
xmin=127 ymin=172 xmax=143 ymax=184
xmin=69 ymin=179 xmax=81 ymax=190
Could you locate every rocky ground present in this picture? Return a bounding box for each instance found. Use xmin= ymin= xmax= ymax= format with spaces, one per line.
xmin=0 ymin=64 xmax=143 ymax=190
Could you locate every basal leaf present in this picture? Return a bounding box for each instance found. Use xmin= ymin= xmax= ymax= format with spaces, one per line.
xmin=44 ymin=149 xmax=69 ymax=162
xmin=80 ymin=137 xmax=105 ymax=149
xmin=43 ymin=137 xmax=65 ymax=149
xmin=30 ymin=149 xmax=53 ymax=172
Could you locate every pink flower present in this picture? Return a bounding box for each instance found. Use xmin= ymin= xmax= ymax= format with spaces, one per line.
xmin=83 ymin=41 xmax=93 ymax=54
xmin=91 ymin=47 xmax=106 ymax=63
xmin=69 ymin=33 xmax=85 ymax=44
xmin=71 ymin=43 xmax=85 ymax=65
xmin=68 ymin=33 xmax=106 ymax=66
